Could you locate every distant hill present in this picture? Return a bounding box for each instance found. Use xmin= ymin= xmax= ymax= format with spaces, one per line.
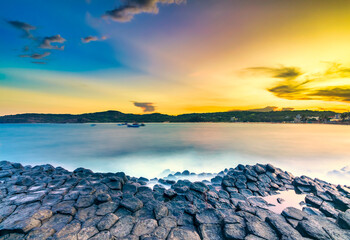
xmin=0 ymin=110 xmax=337 ymax=123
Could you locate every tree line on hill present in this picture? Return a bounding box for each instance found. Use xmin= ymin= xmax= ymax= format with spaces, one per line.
xmin=0 ymin=110 xmax=344 ymax=123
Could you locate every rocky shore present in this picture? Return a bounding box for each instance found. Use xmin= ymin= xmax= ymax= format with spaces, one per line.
xmin=0 ymin=161 xmax=349 ymax=240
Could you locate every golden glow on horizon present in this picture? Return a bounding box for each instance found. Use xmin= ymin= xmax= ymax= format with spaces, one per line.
xmin=2 ymin=1 xmax=350 ymax=115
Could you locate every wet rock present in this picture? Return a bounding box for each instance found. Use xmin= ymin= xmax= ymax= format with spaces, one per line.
xmin=247 ymin=182 xmax=259 ymax=192
xmin=159 ymin=216 xmax=177 ymax=229
xmin=333 ymin=194 xmax=350 ymax=211
xmin=75 ymin=205 xmax=97 ymax=222
xmin=337 ymin=209 xmax=350 ymax=229
xmin=25 ymin=227 xmax=55 ymax=240
xmin=97 ymin=213 xmax=119 ymax=231
xmin=167 ymin=226 xmax=201 ymax=240
xmin=245 ymin=234 xmax=266 ymax=240
xmin=54 ymin=220 xmax=81 ymax=239
xmin=266 ymin=214 xmax=303 ymax=239
xmin=164 ymin=189 xmax=177 ymax=199
xmin=96 ymin=201 xmax=119 ymax=216
xmin=89 ymin=231 xmax=111 ymax=240
xmin=132 ymin=219 xmax=158 ymax=236
xmin=246 ymin=218 xmax=278 ymax=240
xmin=199 ymin=224 xmax=224 ymax=240
xmin=96 ymin=193 xmax=112 ymax=203
xmin=52 ymin=201 xmax=77 ymax=215
xmin=0 ymin=170 xmax=13 ymax=178
xmin=190 ymin=182 xmax=209 ymax=193
xmin=253 ymin=165 xmax=266 ymax=174
xmin=296 ymin=218 xmax=331 ymax=240
xmin=0 ymin=233 xmax=25 ymax=240
xmin=230 ymin=192 xmax=247 ymax=206
xmin=154 ymin=204 xmax=169 ymax=220
xmin=266 ymin=164 xmax=276 ymax=173
xmin=110 ymin=216 xmax=135 ymax=238
xmin=42 ymin=194 xmax=63 ymax=206
xmin=224 ymin=223 xmax=246 ymax=239
xmin=305 ymin=195 xmax=323 ymax=208
xmin=303 ymin=206 xmax=324 ymax=216
xmin=320 ymin=201 xmax=339 ymax=218
xmin=235 ymin=180 xmax=247 ymax=189
xmin=195 ymin=209 xmax=223 ymax=225
xmin=0 ymin=202 xmax=42 ymax=233
xmin=41 ymin=214 xmax=73 ymax=232
xmin=281 ymin=207 xmax=306 ymax=221
xmin=64 ymin=191 xmax=80 ymax=201
xmin=77 ymin=226 xmax=99 ymax=240
xmin=123 ymin=182 xmax=139 ymax=194
xmin=121 ymin=196 xmax=143 ymax=212
xmin=75 ymin=195 xmax=95 ymax=208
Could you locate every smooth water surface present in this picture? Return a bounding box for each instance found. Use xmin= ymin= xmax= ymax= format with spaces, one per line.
xmin=0 ymin=123 xmax=349 ymax=184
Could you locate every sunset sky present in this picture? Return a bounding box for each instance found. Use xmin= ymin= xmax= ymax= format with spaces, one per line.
xmin=1 ymin=0 xmax=350 ymax=115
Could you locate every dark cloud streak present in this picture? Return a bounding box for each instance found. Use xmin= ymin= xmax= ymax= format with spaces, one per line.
xmin=40 ymin=35 xmax=66 ymax=50
xmin=19 ymin=52 xmax=51 ymax=59
xmin=7 ymin=20 xmax=36 ymax=39
xmin=104 ymin=0 xmax=186 ymax=22
xmin=133 ymin=102 xmax=156 ymax=112
xmin=248 ymin=64 xmax=350 ymax=103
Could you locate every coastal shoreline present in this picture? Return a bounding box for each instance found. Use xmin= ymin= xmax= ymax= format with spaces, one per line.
xmin=0 ymin=161 xmax=349 ymax=239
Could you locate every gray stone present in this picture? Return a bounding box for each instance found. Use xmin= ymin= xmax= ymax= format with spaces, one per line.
xmin=97 ymin=213 xmax=119 ymax=231
xmin=253 ymin=165 xmax=266 ymax=174
xmin=195 ymin=209 xmax=223 ymax=225
xmin=40 ymin=214 xmax=73 ymax=232
xmin=89 ymin=231 xmax=111 ymax=240
xmin=96 ymin=193 xmax=112 ymax=203
xmin=25 ymin=227 xmax=55 ymax=240
xmin=159 ymin=216 xmax=177 ymax=229
xmin=110 ymin=216 xmax=135 ymax=238
xmin=164 ymin=189 xmax=177 ymax=198
xmin=0 ymin=202 xmax=42 ymax=233
xmin=52 ymin=201 xmax=77 ymax=215
xmin=54 ymin=220 xmax=81 ymax=239
xmin=77 ymin=226 xmax=99 ymax=240
xmin=246 ymin=218 xmax=278 ymax=240
xmin=305 ymin=195 xmax=323 ymax=208
xmin=132 ymin=219 xmax=158 ymax=236
xmin=224 ymin=223 xmax=245 ymax=240
xmin=75 ymin=195 xmax=95 ymax=208
xmin=190 ymin=182 xmax=209 ymax=193
xmin=75 ymin=205 xmax=97 ymax=222
xmin=282 ymin=207 xmax=306 ymax=221
xmin=154 ymin=204 xmax=169 ymax=220
xmin=337 ymin=209 xmax=350 ymax=229
xmin=120 ymin=196 xmax=143 ymax=212
xmin=152 ymin=226 xmax=169 ymax=239
xmin=167 ymin=227 xmax=201 ymax=240
xmin=296 ymin=218 xmax=331 ymax=240
xmin=199 ymin=224 xmax=224 ymax=240
xmin=0 ymin=204 xmax=16 ymax=222
xmin=266 ymin=214 xmax=303 ymax=239
xmin=96 ymin=201 xmax=119 ymax=216
xmin=12 ymin=192 xmax=45 ymax=205
xmin=302 ymin=206 xmax=324 ymax=216
xmin=42 ymin=194 xmax=63 ymax=206
xmin=320 ymin=201 xmax=339 ymax=218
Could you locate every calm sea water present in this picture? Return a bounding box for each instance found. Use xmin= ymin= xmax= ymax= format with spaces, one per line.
xmin=0 ymin=123 xmax=349 ymax=184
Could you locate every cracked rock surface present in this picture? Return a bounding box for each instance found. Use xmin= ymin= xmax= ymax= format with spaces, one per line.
xmin=0 ymin=160 xmax=349 ymax=239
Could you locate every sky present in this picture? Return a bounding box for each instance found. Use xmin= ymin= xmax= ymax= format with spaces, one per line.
xmin=1 ymin=0 xmax=350 ymax=115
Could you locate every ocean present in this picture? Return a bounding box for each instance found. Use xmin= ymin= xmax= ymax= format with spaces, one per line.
xmin=0 ymin=123 xmax=349 ymax=184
